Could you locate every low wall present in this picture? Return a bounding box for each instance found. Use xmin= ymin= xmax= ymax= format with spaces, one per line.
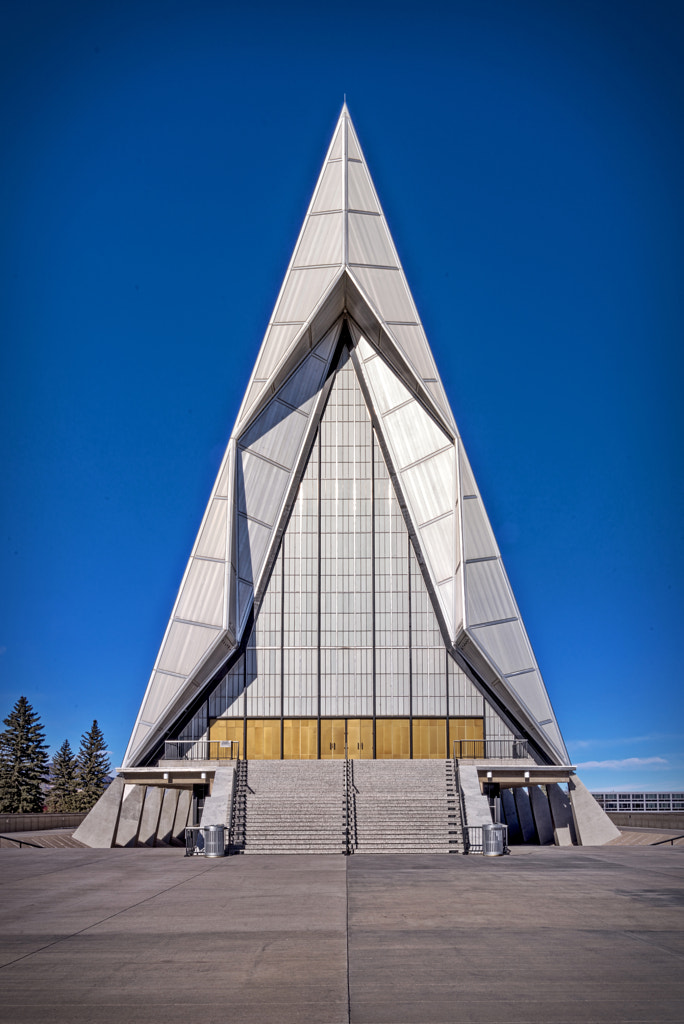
xmin=607 ymin=812 xmax=684 ymax=830
xmin=0 ymin=813 xmax=88 ymax=833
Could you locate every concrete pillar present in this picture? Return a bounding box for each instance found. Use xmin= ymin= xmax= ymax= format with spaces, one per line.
xmin=157 ymin=788 xmax=180 ymax=845
xmin=548 ymin=783 xmax=577 ymax=846
xmin=72 ymin=777 xmax=125 ymax=849
xmin=501 ymin=789 xmax=522 ymax=844
xmin=514 ymin=787 xmax=537 ymax=843
xmin=569 ymin=775 xmax=621 ymax=846
xmin=458 ymin=764 xmax=494 ymax=828
xmin=138 ymin=786 xmax=164 ymax=846
xmin=114 ymin=784 xmax=145 ymax=847
xmin=529 ymin=785 xmax=554 ymax=845
xmin=200 ymin=766 xmax=235 ymax=827
xmin=172 ymin=789 xmax=193 ymax=843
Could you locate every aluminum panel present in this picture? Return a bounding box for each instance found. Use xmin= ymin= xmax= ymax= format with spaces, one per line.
xmin=417 ymin=515 xmax=455 ymax=584
xmin=352 ymin=266 xmax=417 ymax=323
xmin=240 ymin=399 xmax=308 ymax=472
xmin=158 ymin=621 xmax=221 ymax=677
xmin=465 ymin=559 xmax=517 ymax=626
xmin=277 ymin=352 xmax=328 ymax=416
xmin=462 ymin=495 xmax=498 ymax=561
xmin=237 ymin=515 xmax=272 ymax=585
xmin=195 ymin=499 xmax=227 ymax=560
xmin=175 ymin=558 xmax=225 ymax=627
xmin=347 ymin=121 xmax=363 ymax=161
xmin=237 ymin=450 xmax=290 ymax=524
xmin=484 ymin=702 xmax=514 ymax=741
xmin=313 ymin=320 xmax=342 ymax=361
xmin=470 ymin=620 xmax=533 ymax=676
xmin=141 ymin=671 xmax=186 ymax=726
xmin=255 ymin=323 xmax=303 ymax=381
xmin=401 ymin=448 xmax=454 ymax=525
xmin=363 ymin=347 xmax=411 ymax=414
xmin=237 ymin=580 xmax=253 ymax=624
xmin=329 ymin=121 xmax=343 ymax=159
xmin=504 ymin=670 xmax=560 ymax=739
xmin=273 ymin=266 xmax=338 ymax=325
xmin=311 ymin=160 xmax=343 ymax=213
xmin=459 ymin=446 xmax=478 ymax=496
xmin=383 ymin=323 xmax=434 ymax=377
xmin=348 ymin=212 xmax=397 ymax=267
xmin=436 ymin=577 xmax=455 ymax=635
xmin=348 ymin=159 xmax=380 ymax=213
xmin=383 ymin=398 xmax=450 ymax=469
xmin=215 ymin=453 xmax=233 ymax=498
xmin=293 ymin=213 xmax=343 ymax=268
xmin=355 ymin=333 xmax=376 ymax=362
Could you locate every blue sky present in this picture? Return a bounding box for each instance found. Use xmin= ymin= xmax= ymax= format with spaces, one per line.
xmin=1 ymin=0 xmax=682 ymax=789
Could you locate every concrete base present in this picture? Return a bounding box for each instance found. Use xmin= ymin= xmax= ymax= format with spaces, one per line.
xmin=501 ymin=789 xmax=522 ymax=843
xmin=157 ymin=789 xmax=180 ymax=845
xmin=569 ymin=775 xmax=621 ymax=845
xmin=458 ymin=764 xmax=493 ymax=827
xmin=200 ymin=766 xmax=235 ymax=828
xmin=138 ymin=787 xmax=163 ymax=846
xmin=514 ymin=786 xmax=537 ymax=843
xmin=172 ymin=789 xmax=192 ymax=840
xmin=529 ymin=784 xmax=555 ymax=845
xmin=114 ymin=785 xmax=145 ymax=847
xmin=548 ymin=783 xmax=578 ymax=846
xmin=72 ymin=777 xmax=125 ymax=848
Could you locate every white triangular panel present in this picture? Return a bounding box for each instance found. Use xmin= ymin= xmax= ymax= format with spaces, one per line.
xmin=126 ymin=105 xmax=570 ymax=769
xmin=354 ymin=334 xmax=460 ymax=637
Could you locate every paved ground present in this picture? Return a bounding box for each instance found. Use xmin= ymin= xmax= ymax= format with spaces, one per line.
xmin=0 ymin=845 xmax=682 ymax=1024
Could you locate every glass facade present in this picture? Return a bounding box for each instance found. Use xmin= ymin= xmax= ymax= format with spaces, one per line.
xmin=180 ymin=347 xmax=515 ymax=757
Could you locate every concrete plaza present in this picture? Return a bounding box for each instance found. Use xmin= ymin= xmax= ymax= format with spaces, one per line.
xmin=0 ymin=846 xmax=682 ymax=1024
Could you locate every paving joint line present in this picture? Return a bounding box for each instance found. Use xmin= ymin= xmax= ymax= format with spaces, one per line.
xmin=0 ymin=860 xmax=223 ymax=972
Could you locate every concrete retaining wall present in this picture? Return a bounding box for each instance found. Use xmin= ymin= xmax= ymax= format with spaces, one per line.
xmin=607 ymin=811 xmax=684 ymax=830
xmin=0 ymin=812 xmax=87 ymax=832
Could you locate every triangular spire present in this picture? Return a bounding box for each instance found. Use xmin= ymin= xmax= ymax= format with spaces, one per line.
xmin=124 ymin=109 xmax=569 ymax=770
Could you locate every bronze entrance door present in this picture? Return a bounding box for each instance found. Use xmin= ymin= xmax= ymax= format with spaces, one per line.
xmin=320 ymin=719 xmax=346 ymax=758
xmin=346 ymin=719 xmax=373 ymax=759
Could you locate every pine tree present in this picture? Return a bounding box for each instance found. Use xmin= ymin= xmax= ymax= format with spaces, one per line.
xmin=47 ymin=739 xmax=79 ymax=812
xmin=76 ymin=720 xmax=111 ymax=811
xmin=0 ymin=696 xmax=50 ymax=813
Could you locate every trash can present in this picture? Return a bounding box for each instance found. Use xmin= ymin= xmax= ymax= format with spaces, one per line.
xmin=203 ymin=824 xmax=226 ymax=858
xmin=482 ymin=823 xmax=505 ymax=857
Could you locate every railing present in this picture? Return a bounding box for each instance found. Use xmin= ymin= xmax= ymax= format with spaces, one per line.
xmin=343 ymin=750 xmax=351 ymax=855
xmin=452 ymin=760 xmax=469 ymax=854
xmin=452 ymin=739 xmax=529 ymax=760
xmin=464 ymin=824 xmax=509 ymax=854
xmin=0 ymin=834 xmax=42 ymax=849
xmin=164 ymin=740 xmax=240 ymax=761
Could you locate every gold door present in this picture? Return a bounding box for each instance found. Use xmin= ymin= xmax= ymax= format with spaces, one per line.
xmin=376 ymin=719 xmax=410 ymax=759
xmin=208 ymin=719 xmax=243 ymax=760
xmin=246 ymin=719 xmax=281 ymax=760
xmin=283 ymin=719 xmax=318 ymax=759
xmin=449 ymin=718 xmax=484 ymax=759
xmin=320 ymin=719 xmax=346 ymax=759
xmin=347 ymin=719 xmax=373 ymax=759
xmin=412 ymin=718 xmax=447 ymax=759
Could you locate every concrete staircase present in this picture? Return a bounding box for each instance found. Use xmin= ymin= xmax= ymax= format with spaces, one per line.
xmin=229 ymin=758 xmax=463 ymax=855
xmin=229 ymin=760 xmax=346 ymax=854
xmin=351 ymin=759 xmax=463 ymax=854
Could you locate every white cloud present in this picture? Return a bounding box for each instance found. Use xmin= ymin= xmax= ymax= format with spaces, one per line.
xmin=577 ymin=756 xmax=668 ymax=770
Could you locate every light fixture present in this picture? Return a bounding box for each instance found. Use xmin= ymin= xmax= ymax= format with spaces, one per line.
xmin=201 ymin=772 xmax=206 ymax=780
xmin=486 ymin=771 xmax=493 ymax=780
xmin=163 ymin=772 xmax=169 ymax=780
xmin=524 ymin=771 xmax=530 ymax=780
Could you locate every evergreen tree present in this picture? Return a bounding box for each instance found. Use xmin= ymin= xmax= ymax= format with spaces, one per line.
xmin=76 ymin=720 xmax=111 ymax=811
xmin=0 ymin=696 xmax=50 ymax=813
xmin=47 ymin=739 xmax=79 ymax=812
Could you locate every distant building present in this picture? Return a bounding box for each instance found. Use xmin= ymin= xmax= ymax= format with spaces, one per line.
xmin=593 ymin=793 xmax=684 ymax=812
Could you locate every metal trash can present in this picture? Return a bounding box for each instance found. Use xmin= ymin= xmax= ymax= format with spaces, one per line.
xmin=203 ymin=824 xmax=225 ymax=858
xmin=482 ymin=823 xmax=505 ymax=857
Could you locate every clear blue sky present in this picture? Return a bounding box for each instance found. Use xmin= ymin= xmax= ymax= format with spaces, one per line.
xmin=1 ymin=0 xmax=682 ymax=790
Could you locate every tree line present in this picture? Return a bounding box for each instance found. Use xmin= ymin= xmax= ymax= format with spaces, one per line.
xmin=0 ymin=696 xmax=111 ymax=814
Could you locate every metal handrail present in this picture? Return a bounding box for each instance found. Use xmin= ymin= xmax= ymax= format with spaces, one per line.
xmin=343 ymin=749 xmax=350 ymax=855
xmin=164 ymin=740 xmax=240 ymax=761
xmin=0 ymin=834 xmax=42 ymax=848
xmin=452 ymin=738 xmax=529 ymax=760
xmin=452 ymin=758 xmax=470 ymax=854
